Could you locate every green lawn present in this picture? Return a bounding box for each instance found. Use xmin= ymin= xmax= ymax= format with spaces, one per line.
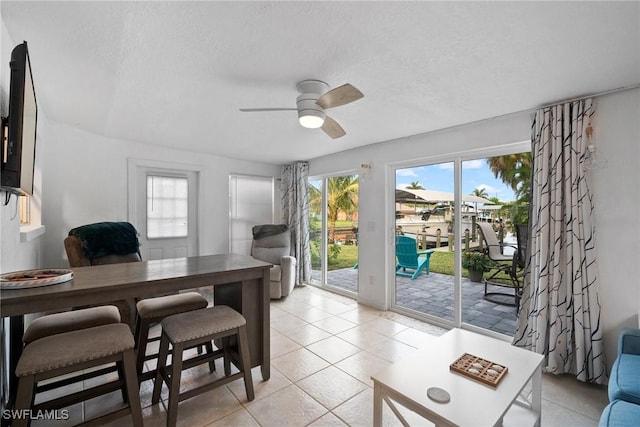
xmin=327 ymin=244 xmax=359 ymax=270
xmin=327 ymin=245 xmax=513 ymax=282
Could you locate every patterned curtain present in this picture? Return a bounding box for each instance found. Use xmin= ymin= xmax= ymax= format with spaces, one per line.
xmin=513 ymin=98 xmax=607 ymax=384
xmin=281 ymin=162 xmax=311 ymax=285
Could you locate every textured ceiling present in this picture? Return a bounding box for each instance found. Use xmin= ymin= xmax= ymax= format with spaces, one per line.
xmin=2 ymin=1 xmax=639 ymax=164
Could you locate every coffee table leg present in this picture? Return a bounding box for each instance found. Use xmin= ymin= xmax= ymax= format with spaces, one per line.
xmin=532 ymin=365 xmax=542 ymax=427
xmin=373 ymin=381 xmax=382 ymax=427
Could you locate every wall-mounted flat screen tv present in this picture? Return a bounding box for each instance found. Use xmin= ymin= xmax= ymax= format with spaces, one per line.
xmin=1 ymin=41 xmax=37 ymax=196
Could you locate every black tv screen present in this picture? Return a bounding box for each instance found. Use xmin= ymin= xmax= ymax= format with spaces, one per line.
xmin=1 ymin=41 xmax=37 ymax=195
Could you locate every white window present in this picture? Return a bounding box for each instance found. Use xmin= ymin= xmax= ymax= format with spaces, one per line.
xmin=229 ymin=174 xmax=274 ymax=255
xmin=146 ymin=175 xmax=188 ymax=239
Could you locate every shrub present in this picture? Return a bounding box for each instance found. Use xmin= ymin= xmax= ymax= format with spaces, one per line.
xmin=310 ymin=241 xmax=342 ymax=267
xmin=462 ymin=251 xmax=490 ymax=272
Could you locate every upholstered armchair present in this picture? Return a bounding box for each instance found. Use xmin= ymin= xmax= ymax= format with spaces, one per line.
xmin=250 ymin=224 xmax=297 ymax=299
xmin=64 ymin=221 xmax=142 ymax=328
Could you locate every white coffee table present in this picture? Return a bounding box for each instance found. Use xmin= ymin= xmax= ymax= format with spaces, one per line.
xmin=371 ymin=328 xmax=544 ymax=427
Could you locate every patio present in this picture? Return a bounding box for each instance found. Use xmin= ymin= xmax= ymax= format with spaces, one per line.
xmin=316 ymin=267 xmax=518 ymax=336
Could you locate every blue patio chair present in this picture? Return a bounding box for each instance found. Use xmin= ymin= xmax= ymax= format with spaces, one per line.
xmin=395 ymin=235 xmax=435 ymax=280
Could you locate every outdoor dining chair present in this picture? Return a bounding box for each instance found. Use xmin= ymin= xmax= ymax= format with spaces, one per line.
xmin=476 ymin=222 xmax=525 ymax=307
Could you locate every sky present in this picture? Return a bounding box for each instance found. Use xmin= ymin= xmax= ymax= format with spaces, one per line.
xmin=395 ymin=159 xmax=517 ymax=203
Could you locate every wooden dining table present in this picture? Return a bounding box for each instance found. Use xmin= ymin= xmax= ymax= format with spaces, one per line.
xmin=0 ymin=253 xmax=272 ymax=408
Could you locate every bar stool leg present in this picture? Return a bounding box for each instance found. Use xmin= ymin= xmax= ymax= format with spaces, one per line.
xmin=134 ymin=316 xmax=151 ymax=378
xmin=116 ymin=360 xmax=129 ymax=402
xmin=151 ymin=333 xmax=170 ymax=405
xmin=237 ymin=325 xmax=255 ymax=401
xmin=13 ymin=375 xmax=35 ymax=427
xmin=206 ymin=341 xmax=216 ymax=373
xmin=122 ymin=348 xmax=143 ymax=427
xmin=167 ymin=343 xmax=184 ymax=427
xmin=223 ymin=337 xmax=232 ymax=376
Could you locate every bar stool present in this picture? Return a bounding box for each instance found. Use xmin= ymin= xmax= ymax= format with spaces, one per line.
xmin=134 ymin=292 xmax=211 ymax=382
xmin=151 ymin=305 xmax=255 ymax=427
xmin=13 ymin=323 xmax=142 ymax=427
xmin=23 ymin=305 xmax=121 ymax=345
xmin=21 ymin=305 xmax=123 ymax=395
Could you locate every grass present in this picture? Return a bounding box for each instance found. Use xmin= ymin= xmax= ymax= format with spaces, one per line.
xmin=327 ymin=244 xmax=359 ymax=270
xmin=327 ymin=245 xmax=514 ymax=283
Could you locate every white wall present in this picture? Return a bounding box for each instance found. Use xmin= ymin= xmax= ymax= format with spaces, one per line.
xmin=39 ymin=120 xmax=282 ymax=268
xmin=309 ymin=89 xmax=640 ymax=371
xmin=590 ymin=88 xmax=640 ymax=369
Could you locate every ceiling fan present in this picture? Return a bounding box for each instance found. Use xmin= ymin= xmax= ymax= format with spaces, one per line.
xmin=239 ymin=80 xmax=364 ymax=139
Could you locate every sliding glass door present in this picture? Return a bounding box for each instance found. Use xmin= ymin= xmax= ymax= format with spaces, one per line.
xmin=391 ymin=145 xmax=530 ymax=336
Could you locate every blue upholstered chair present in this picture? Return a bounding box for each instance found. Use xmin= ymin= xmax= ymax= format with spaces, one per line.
xmin=599 ymin=399 xmax=640 ymax=427
xmin=600 ymin=328 xmax=640 ymax=426
xmin=609 ymin=328 xmax=640 ymax=405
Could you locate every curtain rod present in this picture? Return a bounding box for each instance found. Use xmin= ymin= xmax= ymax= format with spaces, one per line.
xmin=387 ymin=83 xmax=640 ymax=142
xmin=536 ymin=83 xmax=640 ymax=111
xmin=462 ymin=83 xmax=640 ymax=128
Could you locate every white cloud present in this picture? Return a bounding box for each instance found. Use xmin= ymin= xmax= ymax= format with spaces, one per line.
xmin=477 ymin=183 xmax=501 ymax=193
xmin=437 ymin=160 xmax=485 ymax=170
xmin=396 ymin=169 xmax=419 ymax=177
xmin=463 ymin=159 xmax=485 ymax=169
xmin=396 ymin=182 xmax=420 ymax=190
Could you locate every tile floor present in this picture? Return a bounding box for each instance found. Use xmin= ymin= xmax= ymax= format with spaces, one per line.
xmin=33 ymin=285 xmax=608 ymax=426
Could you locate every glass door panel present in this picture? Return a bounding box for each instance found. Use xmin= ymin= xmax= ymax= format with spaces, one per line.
xmin=394 ymin=162 xmax=454 ymax=323
xmin=308 ymin=175 xmax=359 ymax=295
xmin=325 ymin=175 xmax=358 ymax=293
xmin=308 ymin=179 xmax=323 ymax=284
xmin=460 ymin=153 xmax=531 ymax=336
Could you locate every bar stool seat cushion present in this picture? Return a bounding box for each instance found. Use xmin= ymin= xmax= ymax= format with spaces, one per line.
xmin=17 ymin=324 xmax=134 ymax=376
xmin=136 ymin=292 xmax=208 ymax=321
xmin=162 ymin=305 xmax=246 ymax=343
xmin=22 ymin=305 xmax=121 ymax=345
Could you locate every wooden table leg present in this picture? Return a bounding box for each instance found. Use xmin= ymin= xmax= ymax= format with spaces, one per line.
xmin=532 ymin=364 xmax=542 ymax=427
xmin=260 ymin=268 xmax=270 ymax=381
xmin=373 ymin=381 xmax=383 ymax=427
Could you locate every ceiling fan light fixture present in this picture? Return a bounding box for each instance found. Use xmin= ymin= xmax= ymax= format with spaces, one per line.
xmin=239 ymin=80 xmax=362 ymax=138
xmin=298 ymin=109 xmax=325 ymax=128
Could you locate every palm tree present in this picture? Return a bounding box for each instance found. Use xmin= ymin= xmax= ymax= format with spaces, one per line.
xmin=472 ymin=188 xmax=489 ymax=199
xmin=308 ymin=176 xmax=359 ymax=243
xmin=308 ymin=182 xmax=322 ymax=217
xmin=486 ymin=152 xmax=532 ymax=226
xmin=406 ymin=181 xmax=424 ymax=190
xmin=486 ymin=153 xmax=531 ymax=200
xmin=327 ymin=176 xmax=359 ymax=242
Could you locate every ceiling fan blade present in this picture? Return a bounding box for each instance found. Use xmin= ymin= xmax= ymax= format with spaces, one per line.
xmin=316 ymin=84 xmax=364 ymax=109
xmin=239 ymin=108 xmax=297 ymax=112
xmin=321 ymin=116 xmax=346 ymax=139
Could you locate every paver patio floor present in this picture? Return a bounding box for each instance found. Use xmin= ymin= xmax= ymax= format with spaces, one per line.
xmin=314 ymin=267 xmax=518 ymax=336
